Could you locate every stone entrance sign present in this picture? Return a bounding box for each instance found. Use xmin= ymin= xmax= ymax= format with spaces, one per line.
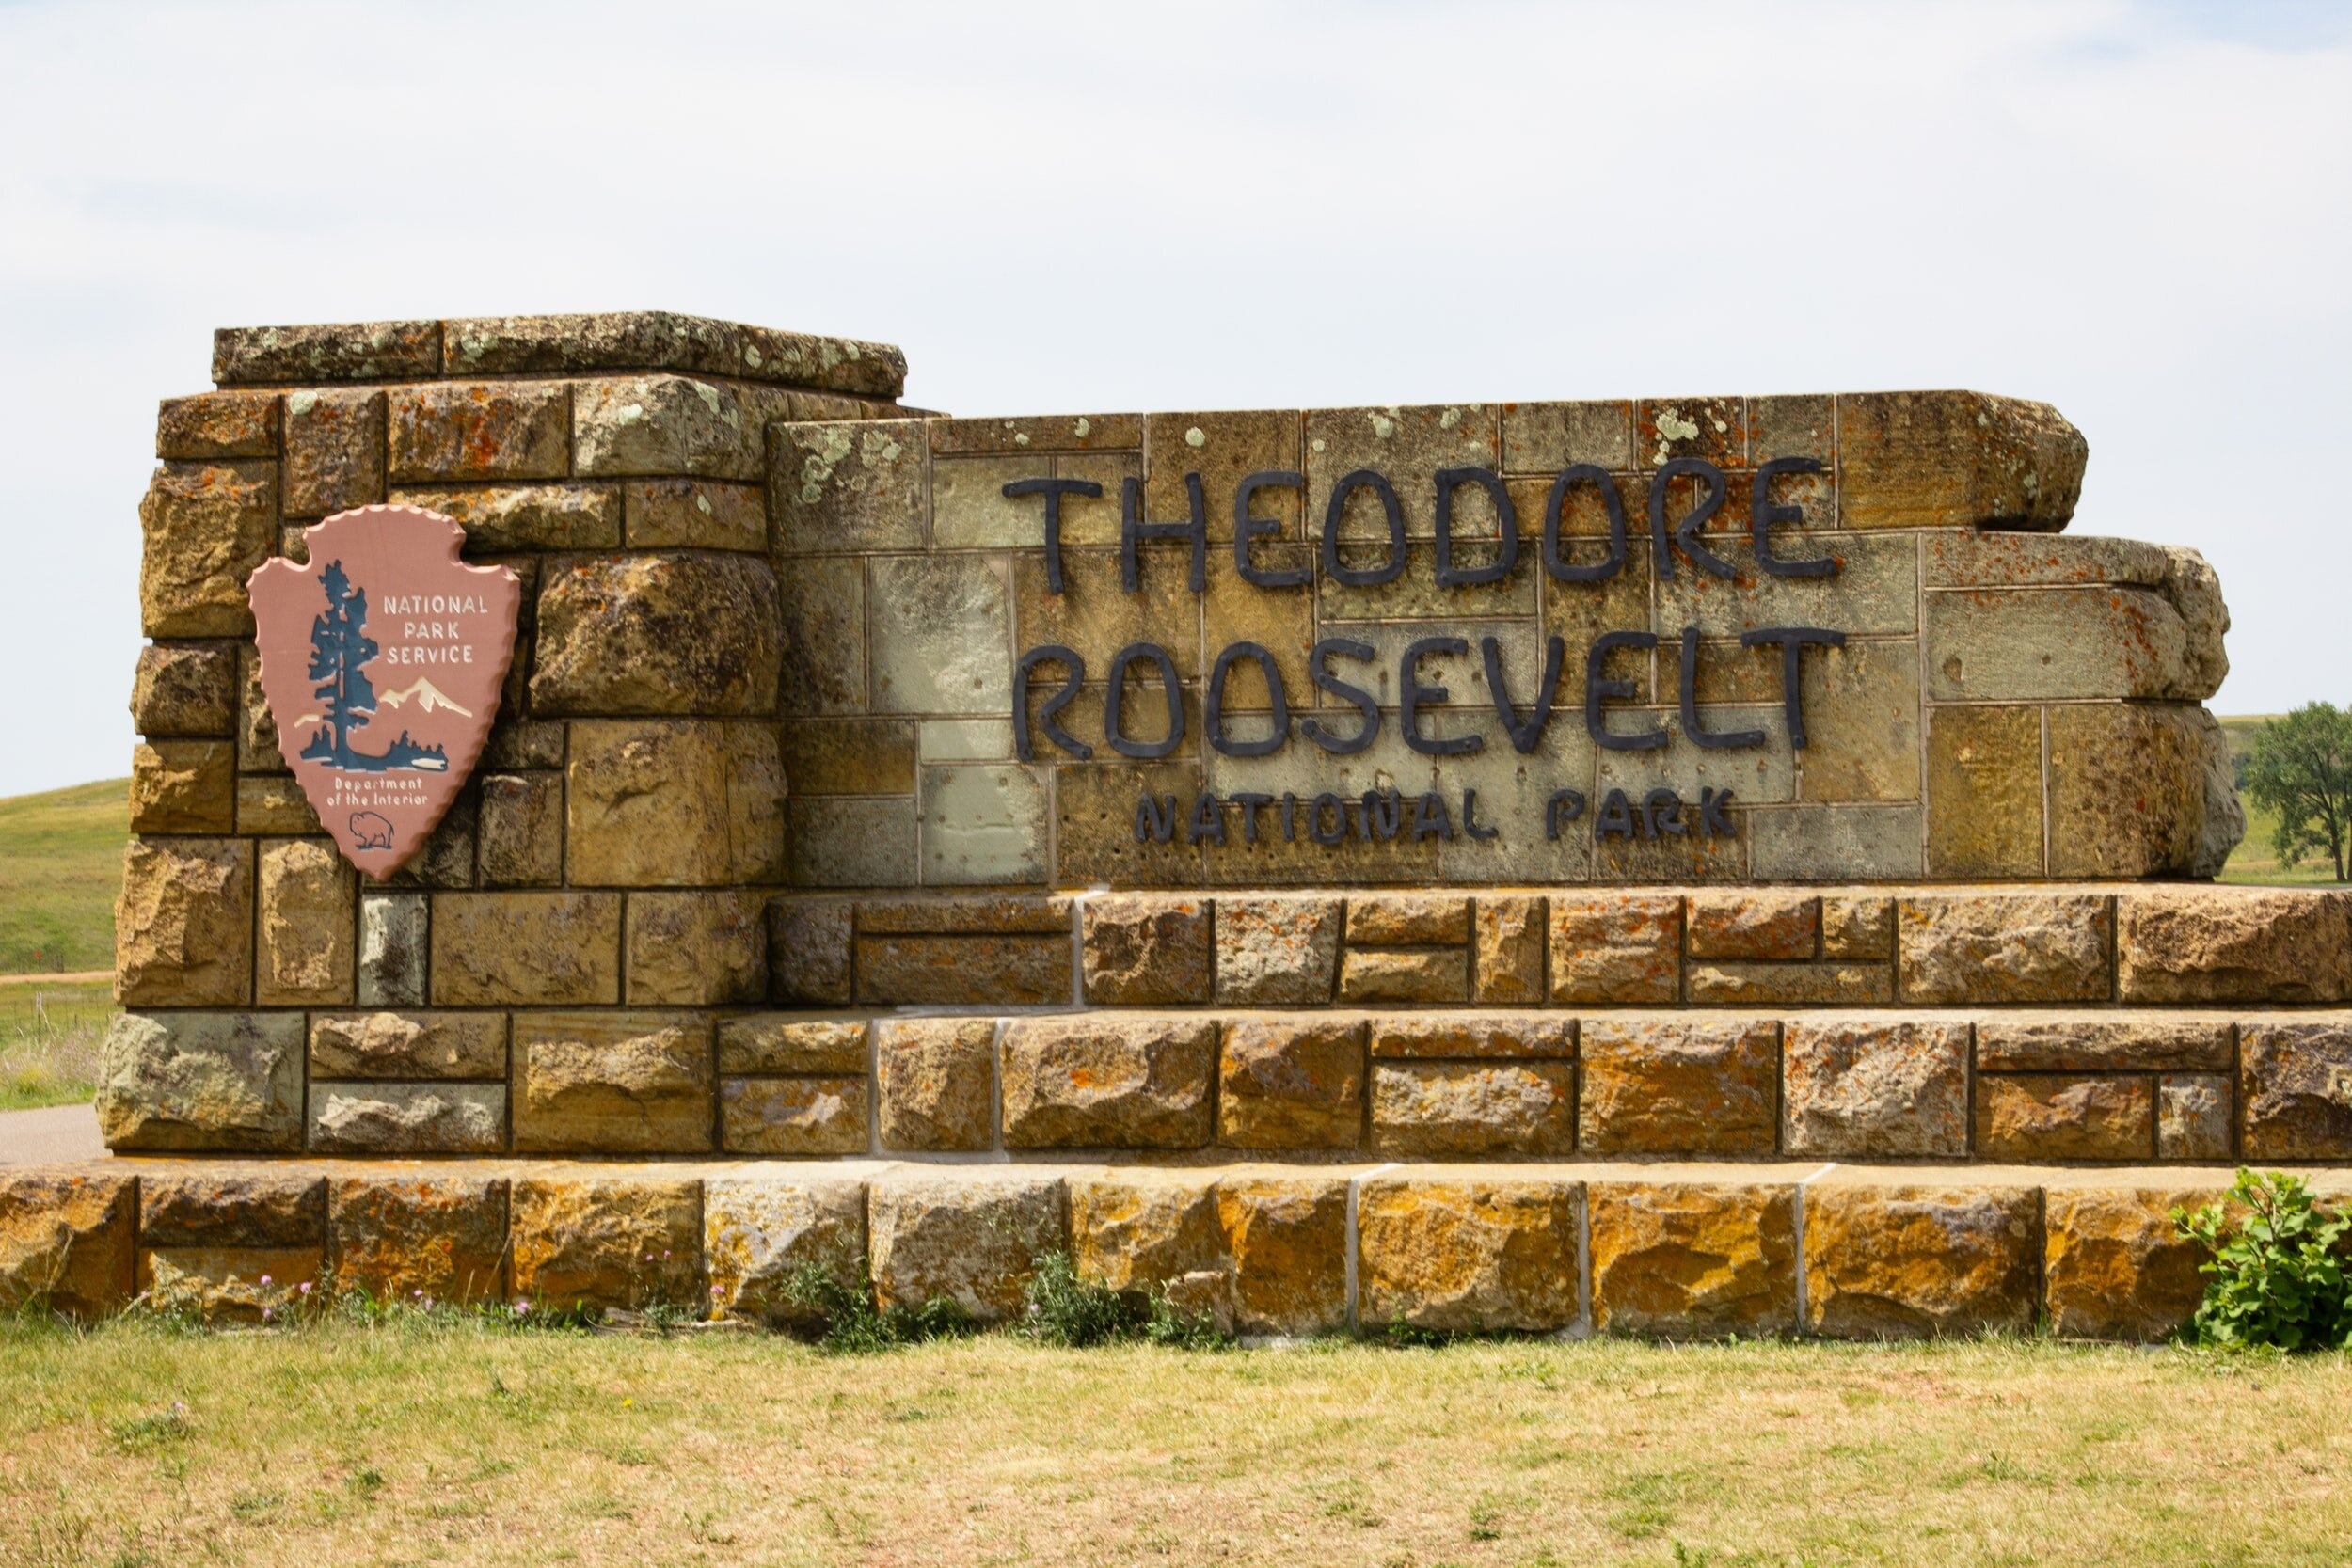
xmin=4 ymin=310 xmax=2342 ymax=1341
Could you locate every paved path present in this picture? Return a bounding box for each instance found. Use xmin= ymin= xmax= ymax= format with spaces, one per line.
xmin=0 ymin=1102 xmax=105 ymax=1164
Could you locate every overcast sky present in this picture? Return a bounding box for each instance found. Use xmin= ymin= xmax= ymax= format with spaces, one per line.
xmin=0 ymin=0 xmax=2344 ymax=797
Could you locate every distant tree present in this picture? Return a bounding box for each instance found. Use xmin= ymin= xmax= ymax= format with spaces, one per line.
xmin=2243 ymin=704 xmax=2352 ymax=882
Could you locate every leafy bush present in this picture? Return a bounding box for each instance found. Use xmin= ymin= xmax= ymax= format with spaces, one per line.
xmin=1019 ymin=1252 xmax=1141 ymax=1347
xmin=2172 ymin=1169 xmax=2352 ymax=1351
xmin=775 ymin=1260 xmax=972 ymax=1354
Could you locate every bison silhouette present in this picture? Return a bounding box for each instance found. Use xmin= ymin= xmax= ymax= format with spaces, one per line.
xmin=348 ymin=811 xmax=396 ymax=851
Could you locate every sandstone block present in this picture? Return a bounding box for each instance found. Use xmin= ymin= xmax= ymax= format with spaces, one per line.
xmin=328 ymin=1174 xmax=508 ymax=1306
xmin=309 ymin=1010 xmax=504 ymax=1079
xmin=1925 ymin=705 xmax=2043 ymax=877
xmin=213 ymin=319 xmax=440 ymax=384
xmin=2116 ymin=888 xmax=2352 ymax=1004
xmin=719 ymin=1016 xmax=867 ymax=1076
xmin=1345 ymin=894 xmax=1470 ymax=946
xmin=512 ymin=1010 xmax=713 ymax=1153
xmin=857 ymin=895 xmax=1075 ymax=933
xmin=1549 ymin=895 xmax=1682 ymax=1004
xmin=1218 ymin=1017 xmax=1365 ymax=1150
xmin=0 ymin=1172 xmax=136 ymax=1319
xmin=1750 ymin=802 xmax=1923 ymax=881
xmin=115 ymin=837 xmax=254 ymax=1006
xmin=919 ymin=763 xmax=1049 ymax=884
xmin=2239 ymin=1020 xmax=2352 ymax=1160
xmin=157 ymin=390 xmax=279 ymax=459
xmin=766 ymin=899 xmax=853 ymax=1005
xmin=358 ymin=892 xmax=428 ymax=1006
xmin=430 ymin=892 xmax=621 ymax=1006
xmin=2042 ymin=1184 xmax=2221 ymax=1342
xmin=564 ymin=721 xmax=731 ymax=885
xmin=771 ymin=419 xmax=926 ymax=551
xmin=1783 ymin=1018 xmax=1970 ymax=1158
xmin=257 ymin=837 xmax=355 ymax=1006
xmin=2159 ymin=1073 xmax=2233 ymax=1161
xmin=1337 ymin=947 xmax=1470 ymax=1003
xmin=1215 ymin=896 xmax=1342 ymax=1005
xmin=445 ymin=312 xmax=903 ymax=396
xmin=1685 ymin=892 xmax=1818 ymax=960
xmin=869 ymin=554 xmax=1012 ymax=715
xmin=1082 ymin=895 xmax=1212 ymax=1004
xmin=1000 ymin=1016 xmax=1216 ymax=1149
xmin=141 ymin=1171 xmax=325 ymax=1247
xmin=775 ymin=557 xmax=866 ymax=716
xmin=132 ymin=642 xmax=238 ymax=737
xmin=1216 ymin=1175 xmax=1350 ymax=1337
xmin=388 ymin=483 xmax=620 ymax=551
xmin=867 ymin=1170 xmax=1066 ymax=1323
xmin=625 ymin=891 xmax=767 ymax=1005
xmin=1473 ymin=895 xmax=1547 ymax=1004
xmin=720 ymin=1077 xmax=869 ymax=1155
xmin=1836 ymin=391 xmax=2083 ymax=530
xmin=1897 ymin=894 xmax=2112 ymax=1004
xmin=1589 ymin=1179 xmax=1798 ymax=1337
xmin=1370 ymin=1013 xmax=1576 ymax=1061
xmin=705 ymin=1173 xmax=867 ymax=1323
xmin=140 ymin=1247 xmax=325 ymax=1323
xmin=1974 ymin=1074 xmax=2153 ymax=1161
xmin=1357 ymin=1175 xmax=1580 ymax=1334
xmin=509 ymin=1176 xmax=704 ymax=1314
xmin=572 ymin=374 xmax=758 ymax=480
xmin=1795 ymin=639 xmax=1922 ymax=802
xmin=856 ymin=933 xmax=1071 ymax=1005
xmin=477 ymin=772 xmax=564 ymax=886
xmin=237 ymin=775 xmax=321 ymax=835
xmin=1820 ymin=895 xmax=1894 ymax=959
xmin=2046 ymin=704 xmax=2208 ymax=878
xmin=309 ymin=1082 xmax=506 ymax=1153
xmin=1685 ymin=960 xmax=1894 ymax=1006
xmin=1804 ymin=1181 xmax=2040 ymax=1338
xmin=876 ymin=1018 xmax=994 ymax=1151
xmin=282 ymin=388 xmax=385 ymax=517
xmin=138 ymin=460 xmax=277 ymax=637
xmin=98 ymin=1011 xmax=303 ymax=1152
xmin=1070 ymin=1171 xmax=1224 ymax=1295
xmin=532 ymin=554 xmax=779 ymax=717
xmin=1579 ymin=1018 xmax=1778 ymax=1156
xmin=1975 ymin=1016 xmax=2233 ymax=1073
xmin=388 ymin=381 xmax=569 ymax=482
xmin=779 ymin=717 xmax=917 ymax=796
xmin=622 ymin=478 xmax=765 ymax=550
xmin=1370 ymin=1062 xmax=1574 ymax=1158
xmin=1923 ymin=531 xmax=2170 ymax=589
xmin=1926 ymin=587 xmax=2193 ymax=701
xmin=129 ymin=740 xmax=234 ymax=833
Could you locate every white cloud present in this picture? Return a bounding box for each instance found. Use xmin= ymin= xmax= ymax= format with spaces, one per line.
xmin=0 ymin=0 xmax=2345 ymax=793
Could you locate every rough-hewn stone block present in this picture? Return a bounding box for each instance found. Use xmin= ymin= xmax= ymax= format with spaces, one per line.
xmin=564 ymin=721 xmax=730 ymax=886
xmin=387 ymin=381 xmax=569 ymax=482
xmin=257 ymin=837 xmax=355 ymax=1006
xmin=430 ymin=892 xmax=621 ymax=1006
xmin=1686 ymin=892 xmax=1819 ymax=960
xmin=573 ymin=374 xmax=759 ymax=480
xmin=309 ymin=1082 xmax=506 ymax=1154
xmin=2239 ymin=1020 xmax=2352 ymax=1160
xmin=623 ymin=478 xmax=765 ymax=550
xmin=309 ymin=1011 xmax=504 ymax=1079
xmin=1070 ymin=1171 xmax=1224 ymax=1297
xmin=358 ymin=892 xmax=427 ymax=1006
xmin=1549 ymin=895 xmax=1682 ymax=1004
xmin=625 ymin=891 xmax=767 ymax=1005
xmin=1820 ymin=895 xmax=1894 ymax=959
xmin=2159 ymin=1073 xmax=2233 ymax=1160
xmin=1974 ymin=1074 xmax=2153 ymax=1162
xmin=2042 ymin=1182 xmax=2222 ymax=1342
xmin=97 ymin=1010 xmax=303 ymax=1152
xmin=1924 ymin=705 xmax=2042 ymax=878
xmin=140 ymin=1171 xmax=324 ymax=1247
xmin=1218 ymin=1017 xmax=1365 ymax=1150
xmin=876 ymin=1018 xmax=994 ymax=1152
xmin=705 ymin=1173 xmax=866 ymax=1323
xmin=388 ymin=483 xmax=620 ymax=551
xmin=771 ymin=419 xmax=926 ymax=551
xmin=282 ymin=388 xmax=385 ymax=517
xmin=1589 ymin=1177 xmax=1798 ymax=1337
xmin=766 ymin=899 xmax=853 ymax=1005
xmin=477 ymin=772 xmax=564 ymax=887
xmin=140 ymin=1246 xmax=326 ymax=1323
xmin=444 ymin=312 xmax=903 ymax=396
xmin=0 ymin=1172 xmax=136 ymax=1319
xmin=719 ymin=1016 xmax=866 ymax=1076
xmin=157 ymin=390 xmax=280 ymax=459
xmin=1000 ymin=1016 xmax=1216 ymax=1149
xmin=1783 ymin=1017 xmax=1971 ymax=1158
xmin=1370 ymin=1013 xmax=1576 ymax=1061
xmin=1337 ymin=948 xmax=1470 ymax=1003
xmin=1370 ymin=1062 xmax=1574 ymax=1158
xmin=2046 ymin=704 xmax=2209 ymax=879
xmin=1579 ymin=1018 xmax=1777 ymax=1156
xmin=1927 ymin=587 xmax=2195 ymax=701
xmin=1804 ymin=1180 xmax=2040 ymax=1338
xmin=129 ymin=740 xmax=233 ymax=835
xmin=1082 ymin=895 xmax=1212 ymax=1005
xmin=213 ymin=320 xmax=440 ymax=384
xmin=1216 ymin=896 xmax=1342 ymax=1005
xmin=133 ymin=642 xmax=238 ymax=738
xmin=867 ymin=1170 xmax=1065 ymax=1323
xmin=512 ymin=1011 xmax=713 ymax=1153
xmin=328 ymin=1174 xmax=508 ymax=1306
xmin=1216 ymin=1174 xmax=1349 ymax=1337
xmin=1357 ymin=1174 xmax=1581 ymax=1333
xmin=1345 ymin=894 xmax=1470 ymax=946
xmin=1684 ymin=960 xmax=1894 ymax=1006
xmin=720 ymin=1077 xmax=869 ymax=1155
xmin=1897 ymin=894 xmax=2112 ymax=1004
xmin=1836 ymin=391 xmax=2083 ymax=531
xmin=855 ymin=934 xmax=1071 ymax=1006
xmin=1473 ymin=895 xmax=1547 ymax=1003
xmin=139 ymin=460 xmax=277 ymax=638
xmin=532 ymin=554 xmax=779 ymax=717
xmin=236 ymin=775 xmax=320 ymax=836
xmin=2116 ymin=888 xmax=2352 ymax=1004
xmin=509 ymin=1176 xmax=704 ymax=1314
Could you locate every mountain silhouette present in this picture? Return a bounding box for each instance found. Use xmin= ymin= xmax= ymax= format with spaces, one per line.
xmin=375 ymin=677 xmax=475 ymax=718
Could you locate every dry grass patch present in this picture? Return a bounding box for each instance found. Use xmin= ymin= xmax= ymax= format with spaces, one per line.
xmin=2 ymin=1318 xmax=2349 ymax=1565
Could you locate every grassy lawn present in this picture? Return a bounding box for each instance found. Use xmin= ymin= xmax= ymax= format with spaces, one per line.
xmin=0 ymin=777 xmax=126 ymax=974
xmin=0 ymin=978 xmax=112 ymax=1111
xmin=0 ymin=1319 xmax=2347 ymax=1567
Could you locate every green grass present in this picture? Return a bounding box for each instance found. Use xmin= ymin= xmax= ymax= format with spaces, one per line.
xmin=0 ymin=776 xmax=127 ymax=974
xmin=3 ymin=1316 xmax=2350 ymax=1566
xmin=0 ymin=978 xmax=111 ymax=1110
xmin=2214 ymin=716 xmax=2344 ymax=886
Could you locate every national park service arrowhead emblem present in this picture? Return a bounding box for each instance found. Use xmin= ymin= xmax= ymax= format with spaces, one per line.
xmin=247 ymin=505 xmax=521 ymax=877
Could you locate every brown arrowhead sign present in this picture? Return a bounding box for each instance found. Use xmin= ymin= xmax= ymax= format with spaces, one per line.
xmin=247 ymin=505 xmax=521 ymax=877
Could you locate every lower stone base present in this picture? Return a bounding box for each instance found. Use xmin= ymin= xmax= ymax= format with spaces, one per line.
xmin=3 ymin=1158 xmax=2329 ymax=1342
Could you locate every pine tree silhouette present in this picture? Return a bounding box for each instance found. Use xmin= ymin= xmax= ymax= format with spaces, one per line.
xmin=298 ymin=560 xmax=446 ymax=773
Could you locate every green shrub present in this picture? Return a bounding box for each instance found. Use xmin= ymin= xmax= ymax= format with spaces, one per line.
xmin=774 ymin=1260 xmax=972 ymax=1354
xmin=2172 ymin=1169 xmax=2352 ymax=1351
xmin=1019 ymin=1252 xmax=1142 ymax=1347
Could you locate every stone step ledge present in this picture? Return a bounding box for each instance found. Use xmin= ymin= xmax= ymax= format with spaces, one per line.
xmin=6 ymin=1158 xmax=2332 ymax=1344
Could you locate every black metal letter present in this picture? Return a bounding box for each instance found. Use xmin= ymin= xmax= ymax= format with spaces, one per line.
xmin=1104 ymin=641 xmax=1185 ymax=759
xmin=1402 ymin=636 xmax=1480 ymax=757
xmin=1584 ymin=630 xmax=1667 ymax=752
xmin=1740 ymin=626 xmax=1847 ymax=749
xmin=1321 ymin=468 xmax=1406 ymax=587
xmin=1546 ymin=788 xmax=1587 ymax=839
xmin=1302 ymin=638 xmax=1381 ymax=756
xmin=1434 ymin=467 xmax=1518 ymax=588
xmin=1002 ymin=477 xmax=1100 ymax=594
xmin=1205 ymin=641 xmax=1290 ymax=758
xmin=1121 ymin=473 xmax=1206 ymax=594
xmin=1649 ymin=457 xmax=1735 ymax=581
xmin=1014 ymin=643 xmax=1090 ymax=761
xmin=1485 ymin=634 xmax=1566 ymax=754
xmin=1233 ymin=470 xmax=1311 ymax=588
xmin=1677 ymin=626 xmax=1765 ymax=751
xmin=1539 ymin=464 xmax=1627 ymax=584
xmin=1750 ymin=455 xmax=1836 ymax=578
